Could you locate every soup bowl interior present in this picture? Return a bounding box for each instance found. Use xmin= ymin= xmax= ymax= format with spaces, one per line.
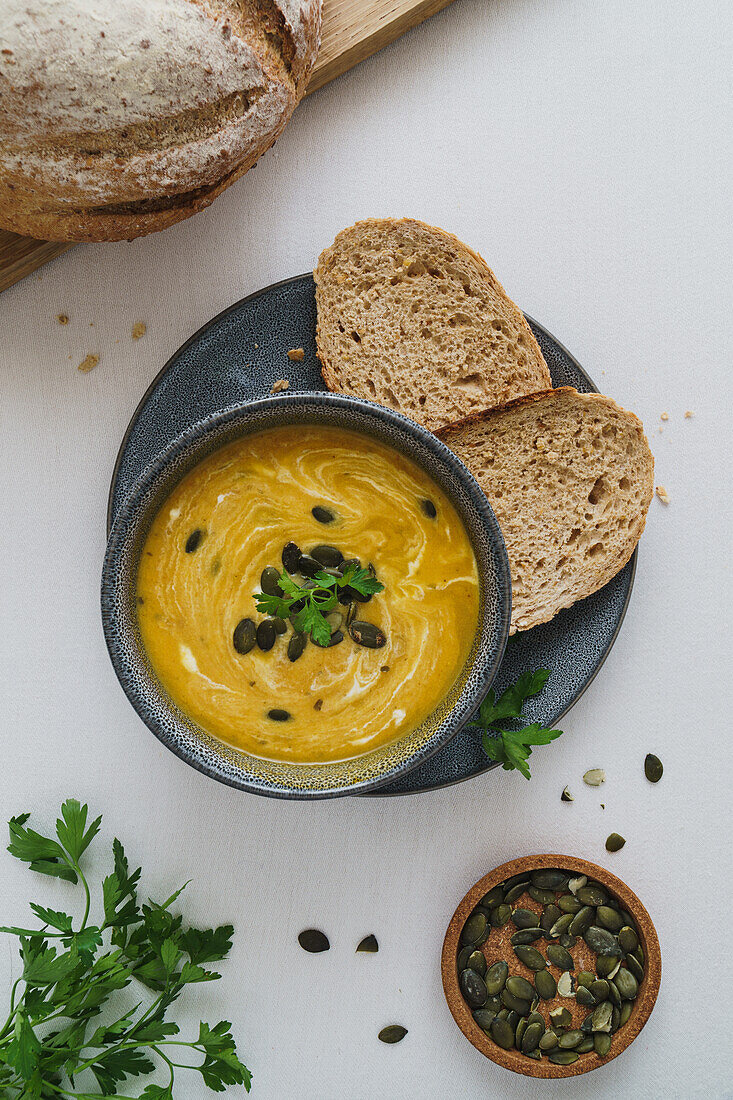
xmin=101 ymin=393 xmax=510 ymax=798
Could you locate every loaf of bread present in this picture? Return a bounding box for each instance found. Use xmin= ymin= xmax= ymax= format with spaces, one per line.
xmin=437 ymin=389 xmax=654 ymax=632
xmin=314 ymin=218 xmax=552 ymax=431
xmin=0 ymin=0 xmax=321 ymax=242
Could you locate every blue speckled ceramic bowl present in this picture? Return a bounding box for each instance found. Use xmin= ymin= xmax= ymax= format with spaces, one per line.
xmin=101 ymin=393 xmax=510 ymax=799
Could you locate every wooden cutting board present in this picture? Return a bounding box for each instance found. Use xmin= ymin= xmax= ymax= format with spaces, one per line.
xmin=0 ymin=0 xmax=456 ymax=294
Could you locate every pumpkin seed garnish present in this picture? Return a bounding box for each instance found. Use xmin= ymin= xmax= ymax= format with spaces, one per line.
xmin=378 ymin=1025 xmax=407 ymax=1044
xmin=287 ymin=631 xmax=307 ymax=662
xmin=561 ymin=786 xmax=574 ymax=801
xmin=267 ymin=708 xmax=291 ymax=722
xmin=256 ymin=619 xmax=276 ymax=651
xmin=260 ymin=565 xmax=282 ymax=596
xmin=310 ymin=544 xmax=344 ymax=568
xmin=349 ymin=620 xmax=387 ymax=649
xmin=644 ymin=753 xmax=663 ymax=782
xmin=272 ymin=616 xmax=287 ymax=634
xmin=605 ymin=832 xmax=626 ymax=852
xmin=583 ymin=768 xmax=606 ymax=786
xmin=184 ymin=528 xmax=204 ymax=553
xmin=420 ymin=498 xmax=437 ymax=519
xmin=312 ymin=505 xmax=336 ymax=524
xmin=232 ymin=618 xmax=257 ymax=655
xmin=281 ymin=541 xmax=301 ymax=573
xmin=356 ymin=935 xmax=378 ymax=953
xmin=298 ymin=929 xmax=329 ymax=953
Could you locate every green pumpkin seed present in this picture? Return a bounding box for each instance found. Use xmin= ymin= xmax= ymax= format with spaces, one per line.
xmin=312 ymin=505 xmax=336 ymax=524
xmin=620 ymin=1001 xmax=633 ymax=1026
xmin=521 ymin=1021 xmax=544 ymax=1054
xmin=618 ymin=925 xmax=639 ymax=953
xmin=500 ymin=989 xmax=531 ymax=1015
xmin=310 ymin=544 xmax=344 ymax=568
xmin=580 ymin=1014 xmax=594 ymax=1034
xmin=281 ymin=541 xmax=301 ymax=573
xmin=506 ymin=1011 xmax=520 ymax=1031
xmin=503 ymin=873 xmax=531 ymax=890
xmin=644 ymin=753 xmax=663 ymax=782
xmin=272 ymin=616 xmax=287 ymax=634
xmin=496 ymin=1009 xmax=509 ymax=1021
xmin=576 ymin=1036 xmax=594 ymax=1053
xmin=485 ymin=995 xmax=502 ymax=1014
xmin=515 ymin=1018 xmax=527 ymax=1047
xmin=511 ymin=908 xmax=541 ymax=929
xmin=558 ymin=1029 xmax=583 ymax=1050
xmin=356 ymin=934 xmax=378 ymax=953
xmin=576 ymin=970 xmax=594 ymax=988
xmin=480 ymin=886 xmax=505 ymax=908
xmin=260 ymin=565 xmax=282 ymax=596
xmin=324 ymin=610 xmax=343 ymax=634
xmin=456 ymin=945 xmax=472 ymax=971
xmin=256 ymin=619 xmax=276 ymax=651
xmin=504 ymin=882 xmax=530 ymax=905
xmin=634 ymin=944 xmax=645 ymax=965
xmin=267 ymin=708 xmax=291 ymax=722
xmin=531 ymin=869 xmax=569 ymax=891
xmin=513 ymin=945 xmax=546 ymax=971
xmin=549 ymin=1006 xmax=572 ymax=1028
xmin=590 ymin=979 xmax=610 ymax=1002
xmin=420 ymin=497 xmax=437 ymax=519
xmin=614 ymin=968 xmax=638 ymax=1000
xmin=184 ymin=528 xmax=204 ymax=553
xmin=461 ymin=911 xmax=488 ymax=946
xmin=568 ymin=906 xmax=595 ymax=937
xmin=591 ymin=1001 xmax=613 ymax=1032
xmin=596 ymin=955 xmax=622 ymax=980
xmin=549 ymin=913 xmax=574 ymax=938
xmin=626 ymin=954 xmax=644 ymax=983
xmin=232 ymin=617 xmax=257 ymax=654
xmin=378 ymin=1025 xmax=407 ymax=1044
xmin=594 ymin=1032 xmax=612 ymax=1056
xmin=539 ymin=903 xmax=559 ymax=932
xmin=607 ymin=979 xmax=622 ymax=1009
xmin=549 ymin=1049 xmax=579 ymax=1065
xmin=597 ymin=905 xmax=624 ymax=932
xmin=557 ymin=971 xmax=574 ymax=997
xmin=349 ymin=620 xmax=386 ymax=648
xmin=525 ymin=1049 xmax=542 ymax=1060
xmin=539 ymin=1030 xmax=559 ymax=1050
xmin=576 ymin=986 xmax=596 ymax=1006
xmin=460 ymin=968 xmax=488 ymax=1007
xmin=506 ymin=975 xmax=535 ymax=1001
xmin=534 ymin=969 xmax=557 ymax=1000
xmin=576 ymin=883 xmax=608 ymax=906
xmin=583 ymin=768 xmax=606 ymax=786
xmin=467 ymin=951 xmax=487 ymax=977
xmin=547 ymin=944 xmax=574 ymax=971
xmin=568 ymin=875 xmax=587 ymax=895
xmin=611 ymin=1006 xmax=621 ymax=1033
xmin=298 ymin=929 xmax=329 ymax=952
xmin=559 ymin=934 xmax=577 ymax=948
xmin=605 ymin=832 xmax=626 ymax=852
xmin=490 ymin=1017 xmax=515 ymax=1050
xmin=287 ymin=631 xmax=307 ymax=662
xmin=484 ymin=960 xmax=509 ymax=996
xmin=490 ymin=904 xmax=512 ymax=928
xmin=529 ymin=886 xmax=556 ymax=905
xmin=584 ymin=926 xmax=621 ymax=956
xmin=561 ymin=785 xmax=574 ymax=802
xmin=558 ymin=894 xmax=583 ymax=914
xmin=472 ymin=1007 xmax=497 ymax=1031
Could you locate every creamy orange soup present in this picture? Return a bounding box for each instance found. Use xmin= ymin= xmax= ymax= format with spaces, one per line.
xmin=136 ymin=425 xmax=479 ymax=763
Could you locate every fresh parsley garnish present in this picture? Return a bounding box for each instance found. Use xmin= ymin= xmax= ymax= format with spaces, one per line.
xmin=474 ymin=669 xmax=563 ymax=779
xmin=253 ymin=566 xmax=384 ymax=646
xmin=0 ymin=798 xmax=251 ymax=1097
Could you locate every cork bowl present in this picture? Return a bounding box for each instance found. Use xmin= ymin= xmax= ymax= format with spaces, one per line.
xmin=441 ymin=854 xmax=661 ymax=1079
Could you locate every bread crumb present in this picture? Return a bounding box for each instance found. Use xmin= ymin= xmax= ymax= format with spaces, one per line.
xmin=684 ymin=410 xmax=694 ymax=418
xmin=271 ymin=379 xmax=290 ymax=393
xmin=655 ymin=485 xmax=670 ymax=505
xmin=287 ymin=347 xmax=305 ymax=362
xmin=132 ymin=321 xmax=146 ymax=340
xmin=660 ymin=412 xmax=668 ymax=421
xmin=77 ymin=354 xmax=99 ymax=374
xmin=57 ymin=313 xmax=69 ymax=325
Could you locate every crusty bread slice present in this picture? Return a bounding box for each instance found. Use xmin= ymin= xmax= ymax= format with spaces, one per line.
xmin=437 ymin=388 xmax=654 ymax=633
xmin=314 ymin=218 xmax=551 ymax=430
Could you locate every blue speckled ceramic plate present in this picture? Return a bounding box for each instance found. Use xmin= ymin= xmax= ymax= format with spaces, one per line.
xmin=108 ymin=274 xmax=636 ymax=796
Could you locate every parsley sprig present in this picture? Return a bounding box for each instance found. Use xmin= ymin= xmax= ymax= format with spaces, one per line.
xmin=253 ymin=566 xmax=384 ymax=646
xmin=0 ymin=799 xmax=251 ymax=1098
xmin=474 ymin=670 xmax=563 ymax=779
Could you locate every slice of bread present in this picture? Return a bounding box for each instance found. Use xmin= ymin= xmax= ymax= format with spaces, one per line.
xmin=437 ymin=389 xmax=654 ymax=633
xmin=314 ymin=218 xmax=551 ymax=430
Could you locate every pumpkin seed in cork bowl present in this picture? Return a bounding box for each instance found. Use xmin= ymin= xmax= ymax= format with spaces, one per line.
xmin=441 ymin=855 xmax=661 ymax=1078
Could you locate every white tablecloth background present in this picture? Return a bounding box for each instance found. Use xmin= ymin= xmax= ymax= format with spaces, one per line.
xmin=1 ymin=1 xmax=731 ymax=1096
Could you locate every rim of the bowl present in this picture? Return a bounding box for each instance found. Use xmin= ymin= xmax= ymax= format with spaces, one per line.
xmin=441 ymin=854 xmax=662 ymax=1079
xmin=102 ymin=392 xmax=512 ymax=799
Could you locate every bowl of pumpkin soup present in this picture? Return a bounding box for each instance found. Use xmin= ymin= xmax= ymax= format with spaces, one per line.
xmin=102 ymin=394 xmax=510 ymax=797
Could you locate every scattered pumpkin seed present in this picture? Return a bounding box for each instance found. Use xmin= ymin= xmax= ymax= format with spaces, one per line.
xmin=503 ymin=882 xmax=529 ymax=905
xmin=594 ymin=1032 xmax=612 ymax=1056
xmin=557 ymin=971 xmax=574 ymax=997
xmin=511 ymin=908 xmax=541 ymax=929
xmin=606 ymin=832 xmax=626 ymax=852
xmin=467 ymin=951 xmax=487 ymax=977
xmin=256 ymin=619 xmax=276 ymax=651
xmin=607 ymin=979 xmax=622 ymax=1009
xmin=472 ymin=1008 xmax=497 ymax=1031
xmin=298 ymin=929 xmax=329 ymax=952
xmin=576 ymin=883 xmax=608 ymax=906
xmin=620 ymin=1001 xmax=633 ymax=1026
xmin=521 ymin=1021 xmax=544 ymax=1054
xmin=287 ymin=631 xmax=307 ymax=662
xmin=590 ymin=979 xmax=610 ymax=1002
xmin=618 ymin=925 xmax=639 ymax=953
xmin=611 ymin=1005 xmax=621 ymax=1032
xmin=490 ymin=1017 xmax=515 ymax=1050
xmin=614 ymin=968 xmax=638 ymax=1000
xmin=267 ymin=708 xmax=291 ymax=722
xmin=514 ymin=1017 xmax=527 ymax=1048
xmin=547 ymin=944 xmax=574 ymax=971
xmin=490 ymin=904 xmax=512 ymax=928
xmin=232 ymin=618 xmax=257 ymax=654
xmin=356 ymin=935 xmax=378 ymax=953
xmin=506 ymin=975 xmax=535 ymax=1001
xmin=312 ymin=505 xmax=335 ymax=524
xmin=480 ymin=886 xmax=505 ymax=908
xmin=272 ymin=616 xmax=287 ymax=634
xmin=510 ymin=928 xmax=544 ymax=945
xmin=534 ymin=969 xmax=557 ymax=1000
xmin=461 ymin=911 xmax=488 ymax=946
xmin=558 ymin=894 xmax=583 ymax=914
xmin=558 ymin=1029 xmax=583 ymax=1050
xmin=484 ymin=961 xmax=508 ymax=996
xmin=310 ymin=544 xmax=344 ymax=568
xmin=503 ymin=873 xmax=531 ymax=890
xmin=513 ymin=945 xmax=546 ymax=971
xmin=576 ymin=1036 xmax=595 ymax=1053
xmin=568 ymin=906 xmax=595 ymax=936
xmin=298 ymin=553 xmax=323 ymax=579
xmin=596 ymin=905 xmax=624 ymax=932
xmin=460 ymin=969 xmax=488 ymax=1007
xmin=260 ymin=565 xmax=282 ymax=596
xmin=420 ymin=498 xmax=437 ymax=519
xmin=549 ymin=1049 xmax=579 ymax=1065
xmin=281 ymin=541 xmax=301 ymax=573
xmin=576 ymin=986 xmax=596 ymax=1006
xmin=531 ymin=869 xmax=568 ymax=890
xmin=539 ymin=1030 xmax=558 ymax=1050
xmin=349 ymin=620 xmax=387 ymax=648
xmin=501 ymin=988 xmax=531 ymax=1015
xmin=541 ymin=904 xmax=561 ymax=933
xmin=549 ymin=913 xmax=574 ymax=938
xmin=559 ymin=934 xmax=577 ymax=949
xmin=561 ymin=785 xmax=574 ymax=801
xmin=185 ymin=528 xmax=204 ymax=553
xmin=644 ymin=753 xmax=663 ymax=782
xmin=528 ymin=886 xmax=555 ymax=905
xmin=626 ymin=954 xmax=644 ymax=983
xmin=378 ymin=1025 xmax=407 ymax=1044
xmin=576 ymin=970 xmax=594 ymax=988
xmin=596 ymin=955 xmax=622 ymax=980
xmin=584 ymin=926 xmax=621 ymax=956
xmin=583 ymin=768 xmax=606 ymax=786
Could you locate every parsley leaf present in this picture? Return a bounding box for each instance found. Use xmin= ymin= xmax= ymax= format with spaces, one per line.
xmin=0 ymin=800 xmax=251 ymax=1096
xmin=474 ymin=669 xmax=562 ymax=779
